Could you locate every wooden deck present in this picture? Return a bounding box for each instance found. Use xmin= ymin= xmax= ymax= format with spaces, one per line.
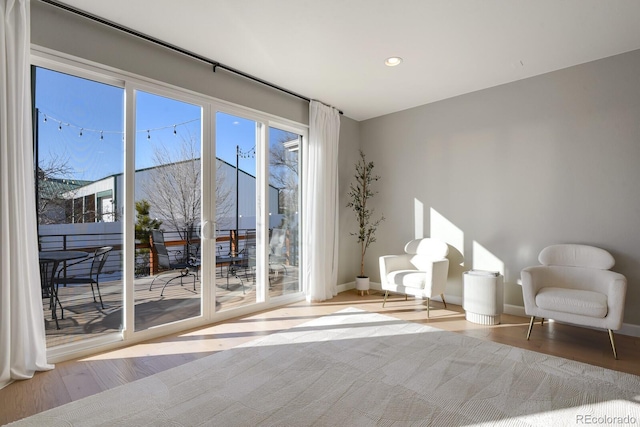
xmin=44 ymin=265 xmax=299 ymax=348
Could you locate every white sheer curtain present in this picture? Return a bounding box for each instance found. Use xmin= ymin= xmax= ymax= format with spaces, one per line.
xmin=0 ymin=0 xmax=53 ymax=390
xmin=303 ymin=100 xmax=340 ymax=301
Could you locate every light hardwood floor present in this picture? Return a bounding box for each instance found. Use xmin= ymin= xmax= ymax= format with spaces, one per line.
xmin=2 ymin=290 xmax=639 ymax=425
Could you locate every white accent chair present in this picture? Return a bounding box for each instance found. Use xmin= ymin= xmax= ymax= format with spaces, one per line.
xmin=521 ymin=244 xmax=627 ymax=359
xmin=379 ymin=238 xmax=450 ymax=317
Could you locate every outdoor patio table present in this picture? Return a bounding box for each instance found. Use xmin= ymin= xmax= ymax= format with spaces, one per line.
xmin=39 ymin=250 xmax=88 ymax=329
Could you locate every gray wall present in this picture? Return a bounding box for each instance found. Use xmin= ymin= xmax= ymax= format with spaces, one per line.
xmin=360 ymin=49 xmax=640 ymax=327
xmin=337 ymin=116 xmax=362 ymax=285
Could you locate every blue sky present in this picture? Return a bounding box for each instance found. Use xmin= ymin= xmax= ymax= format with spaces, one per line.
xmin=35 ymin=67 xmax=261 ymax=181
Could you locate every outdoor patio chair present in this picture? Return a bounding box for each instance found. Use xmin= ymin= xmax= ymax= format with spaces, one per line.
xmin=149 ymin=230 xmax=197 ymax=296
xmin=175 ymin=237 xmax=201 ymax=279
xmin=268 ymin=228 xmax=288 ymax=277
xmin=54 ymin=246 xmax=113 ymax=311
xmin=214 ymin=238 xmax=244 ymax=292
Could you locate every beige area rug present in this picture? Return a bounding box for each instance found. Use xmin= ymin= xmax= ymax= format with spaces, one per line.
xmin=10 ymin=308 xmax=640 ymax=426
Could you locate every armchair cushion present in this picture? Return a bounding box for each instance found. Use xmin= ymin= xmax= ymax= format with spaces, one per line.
xmin=406 ymin=238 xmax=449 ymax=271
xmin=535 ymin=287 xmax=608 ymax=318
xmin=386 ymin=270 xmax=429 ymax=289
xmin=409 ymin=255 xmax=431 ymax=272
xmin=539 ymin=244 xmax=615 ymax=269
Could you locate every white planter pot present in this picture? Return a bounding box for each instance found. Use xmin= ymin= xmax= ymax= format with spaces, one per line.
xmin=355 ymin=276 xmax=370 ymax=295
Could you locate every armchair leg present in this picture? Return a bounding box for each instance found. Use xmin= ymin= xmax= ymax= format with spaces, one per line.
xmin=526 ymin=316 xmax=535 ymax=340
xmin=608 ymin=329 xmax=618 ymax=360
xmin=540 ymin=318 xmax=544 ymax=326
xmin=440 ymin=293 xmax=447 ymax=309
xmin=382 ymin=290 xmax=389 ymax=307
xmin=426 ymin=298 xmax=430 ymax=318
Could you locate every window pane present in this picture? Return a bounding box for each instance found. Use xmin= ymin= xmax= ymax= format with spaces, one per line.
xmin=268 ymin=127 xmax=301 ymax=295
xmin=34 ymin=67 xmax=124 ymax=346
xmin=215 ymin=112 xmax=257 ymax=310
xmin=133 ymin=90 xmax=203 ymax=332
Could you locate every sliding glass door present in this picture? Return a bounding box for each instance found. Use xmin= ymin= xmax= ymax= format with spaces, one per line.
xmin=34 ymin=66 xmax=125 ymax=346
xmin=133 ymin=90 xmax=203 ymax=331
xmin=33 ymin=56 xmax=307 ymax=357
xmin=213 ymin=113 xmax=303 ymax=310
xmin=214 ymin=112 xmax=258 ymax=310
xmin=267 ymin=126 xmax=301 ymax=296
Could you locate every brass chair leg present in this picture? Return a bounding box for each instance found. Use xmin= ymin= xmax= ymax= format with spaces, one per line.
xmin=405 ymin=294 xmax=408 ymax=301
xmin=608 ymin=329 xmax=618 ymax=360
xmin=382 ymin=290 xmax=389 ymax=307
xmin=440 ymin=293 xmax=447 ymax=309
xmin=426 ymin=297 xmax=430 ymax=318
xmin=526 ymin=316 xmax=535 ymax=340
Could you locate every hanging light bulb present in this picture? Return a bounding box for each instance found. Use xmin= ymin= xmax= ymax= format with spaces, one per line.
xmin=43 ymin=115 xmax=47 ymax=122
xmin=79 ymin=128 xmax=83 ymax=137
xmin=173 ymin=125 xmax=177 ymax=135
xmin=100 ymin=131 xmax=104 ymax=140
xmin=147 ymin=130 xmax=151 ymax=140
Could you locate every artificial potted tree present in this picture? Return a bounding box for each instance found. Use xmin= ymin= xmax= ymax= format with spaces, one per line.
xmin=347 ymin=150 xmax=385 ymax=295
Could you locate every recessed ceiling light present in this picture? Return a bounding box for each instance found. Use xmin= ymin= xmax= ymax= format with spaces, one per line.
xmin=385 ymin=57 xmax=403 ymax=67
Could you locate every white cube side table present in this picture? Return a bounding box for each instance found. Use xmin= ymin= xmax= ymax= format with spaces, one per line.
xmin=463 ymin=270 xmax=504 ymax=325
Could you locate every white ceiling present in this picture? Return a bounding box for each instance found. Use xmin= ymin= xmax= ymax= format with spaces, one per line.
xmin=55 ymin=0 xmax=640 ymax=121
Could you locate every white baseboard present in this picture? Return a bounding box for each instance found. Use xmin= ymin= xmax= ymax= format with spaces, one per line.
xmin=504 ymin=304 xmax=527 ymax=318
xmin=441 ymin=294 xmax=463 ymax=306
xmin=618 ymin=322 xmax=640 ymax=338
xmin=337 ymin=282 xmax=640 ymax=338
xmin=337 ymin=281 xmax=383 ymax=293
xmin=503 ymin=305 xmax=640 ymax=338
xmin=336 ymin=281 xmax=355 ymax=293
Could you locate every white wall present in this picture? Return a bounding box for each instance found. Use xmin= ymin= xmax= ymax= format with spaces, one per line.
xmin=360 ymin=49 xmax=640 ymax=326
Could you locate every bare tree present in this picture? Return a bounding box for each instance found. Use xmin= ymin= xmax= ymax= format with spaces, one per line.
xmin=215 ymin=158 xmax=234 ymax=230
xmin=142 ymin=137 xmax=200 ymax=240
xmin=142 ymin=136 xmax=234 ymax=240
xmin=36 ymin=152 xmax=78 ymax=224
xmin=269 ymin=132 xmax=299 ymax=189
xmin=269 ymin=132 xmax=299 ymax=218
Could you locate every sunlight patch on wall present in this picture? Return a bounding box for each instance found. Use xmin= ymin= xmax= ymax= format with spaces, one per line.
xmin=430 ymin=207 xmax=464 ymax=266
xmin=414 ymin=198 xmax=424 ymax=239
xmin=472 ymin=240 xmax=505 ymax=274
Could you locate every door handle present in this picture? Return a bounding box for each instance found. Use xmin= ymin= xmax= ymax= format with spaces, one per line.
xmin=202 ymin=221 xmax=216 ymax=240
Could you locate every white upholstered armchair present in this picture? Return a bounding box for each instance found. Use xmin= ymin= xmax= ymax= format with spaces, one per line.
xmin=521 ymin=244 xmax=627 ymax=359
xmin=379 ymin=238 xmax=450 ymax=317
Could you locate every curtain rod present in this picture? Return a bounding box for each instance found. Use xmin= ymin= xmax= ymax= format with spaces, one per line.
xmin=40 ymin=0 xmax=343 ymax=115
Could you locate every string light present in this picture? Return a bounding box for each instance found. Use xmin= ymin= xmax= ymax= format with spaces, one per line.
xmin=238 ymin=146 xmax=256 ymax=159
xmin=37 ymin=110 xmax=200 ymax=142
